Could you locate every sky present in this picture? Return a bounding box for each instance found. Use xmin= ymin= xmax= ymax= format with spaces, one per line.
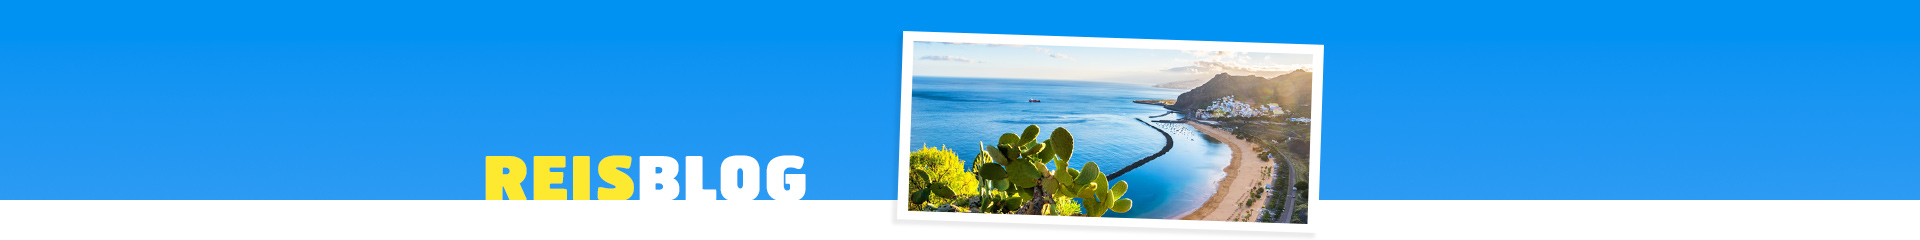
xmin=911 ymin=41 xmax=1314 ymax=84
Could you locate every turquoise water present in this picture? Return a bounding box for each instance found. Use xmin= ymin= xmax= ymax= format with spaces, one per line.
xmin=909 ymin=77 xmax=1234 ymax=219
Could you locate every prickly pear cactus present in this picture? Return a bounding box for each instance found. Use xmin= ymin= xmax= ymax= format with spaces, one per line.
xmin=965 ymin=125 xmax=1132 ymax=217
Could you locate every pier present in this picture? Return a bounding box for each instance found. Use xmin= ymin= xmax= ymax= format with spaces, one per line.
xmin=1149 ymin=111 xmax=1177 ymax=118
xmin=1109 ymin=118 xmax=1175 ymax=180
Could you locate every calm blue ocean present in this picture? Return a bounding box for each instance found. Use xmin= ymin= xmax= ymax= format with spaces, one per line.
xmin=909 ymin=76 xmax=1235 ymax=219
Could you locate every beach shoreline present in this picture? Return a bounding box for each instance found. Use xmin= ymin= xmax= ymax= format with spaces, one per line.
xmin=1179 ymin=122 xmax=1270 ymax=221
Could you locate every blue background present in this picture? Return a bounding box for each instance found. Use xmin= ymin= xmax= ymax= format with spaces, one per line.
xmin=2 ymin=1 xmax=1915 ymax=200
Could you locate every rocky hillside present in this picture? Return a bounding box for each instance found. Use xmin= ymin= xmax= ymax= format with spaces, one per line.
xmin=1170 ymin=70 xmax=1314 ymax=117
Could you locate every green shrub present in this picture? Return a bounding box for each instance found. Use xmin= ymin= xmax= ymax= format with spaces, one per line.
xmin=907 ymin=145 xmax=979 ymax=209
xmin=1049 ymin=196 xmax=1082 ymax=216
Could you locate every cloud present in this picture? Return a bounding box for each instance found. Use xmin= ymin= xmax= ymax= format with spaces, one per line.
xmin=1033 ymin=48 xmax=1075 ymax=61
xmin=1162 ymin=60 xmax=1312 ymax=76
xmin=1160 ymin=66 xmax=1212 ymax=74
xmin=1195 ymin=60 xmax=1303 ymax=73
xmin=922 ymin=41 xmax=1074 ymax=61
xmin=923 ymin=41 xmax=1027 ymax=48
xmin=919 ymin=55 xmax=984 ymax=63
xmin=1035 ymin=47 xmax=1075 ymax=61
xmin=1182 ymin=50 xmax=1238 ymax=59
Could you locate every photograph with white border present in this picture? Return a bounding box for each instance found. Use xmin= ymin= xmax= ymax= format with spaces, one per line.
xmin=898 ymin=31 xmax=1322 ymax=232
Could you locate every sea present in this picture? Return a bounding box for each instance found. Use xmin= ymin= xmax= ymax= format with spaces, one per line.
xmin=909 ymin=76 xmax=1234 ymax=219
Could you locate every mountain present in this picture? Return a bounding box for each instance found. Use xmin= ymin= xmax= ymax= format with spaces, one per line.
xmin=1169 ymin=70 xmax=1315 ymax=117
xmin=1152 ymin=78 xmax=1209 ymax=89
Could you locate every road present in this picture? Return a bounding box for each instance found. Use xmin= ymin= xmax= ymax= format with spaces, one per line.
xmin=1279 ymin=155 xmax=1296 ymax=223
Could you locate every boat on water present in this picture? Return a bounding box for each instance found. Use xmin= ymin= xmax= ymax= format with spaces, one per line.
xmin=1028 ymin=98 xmax=1041 ymax=102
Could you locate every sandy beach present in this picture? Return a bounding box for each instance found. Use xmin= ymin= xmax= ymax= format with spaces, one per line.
xmin=1180 ymin=122 xmax=1272 ymax=221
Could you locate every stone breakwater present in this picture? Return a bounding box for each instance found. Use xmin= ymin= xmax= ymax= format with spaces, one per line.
xmin=1108 ymin=118 xmax=1175 ymax=180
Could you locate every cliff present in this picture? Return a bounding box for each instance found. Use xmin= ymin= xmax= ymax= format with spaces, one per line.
xmin=1169 ymin=70 xmax=1314 ymax=117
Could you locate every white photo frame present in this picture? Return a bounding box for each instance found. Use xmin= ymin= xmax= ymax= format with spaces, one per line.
xmin=898 ymin=31 xmax=1322 ymax=233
